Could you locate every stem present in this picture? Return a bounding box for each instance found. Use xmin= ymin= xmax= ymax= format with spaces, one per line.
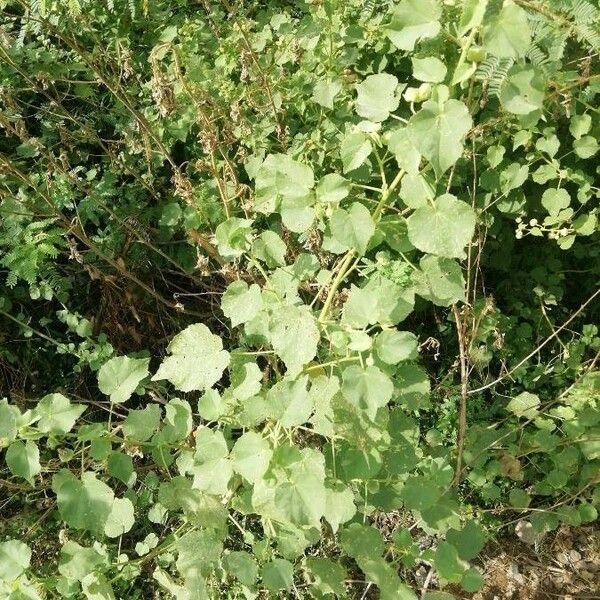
xmin=318 ymin=169 xmax=405 ymax=323
xmin=452 ymin=304 xmax=469 ymax=488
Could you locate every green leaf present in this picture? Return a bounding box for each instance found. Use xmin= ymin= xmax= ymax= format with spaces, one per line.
xmin=81 ymin=573 xmax=116 ymax=600
xmin=252 ymin=447 xmax=326 ymax=528
xmin=323 ymin=485 xmax=356 ymax=532
xmin=500 ymin=65 xmax=545 ymax=115
xmin=281 ymin=192 xmax=315 ymax=233
xmin=266 ymin=376 xmax=312 ymax=427
xmin=386 ymin=0 xmax=442 ymax=51
xmin=462 ymin=567 xmax=484 ymax=592
xmin=0 ymin=398 xmax=18 ymax=448
xmin=159 ymin=202 xmax=181 ymax=227
xmin=415 ymin=255 xmax=466 ymax=306
xmin=330 ymin=202 xmax=375 ymax=255
xmin=230 ymin=361 xmax=262 ymax=401
xmin=58 ymin=541 xmax=106 ymax=581
xmin=312 ymin=78 xmax=342 ymax=110
xmin=253 ymin=231 xmax=287 ymax=267
xmin=52 ymin=470 xmax=115 ymax=534
xmin=107 ymin=451 xmax=135 ymax=486
xmin=316 ymin=173 xmax=351 ymax=204
xmin=222 ymin=281 xmax=263 ymax=327
xmin=342 ymin=365 xmax=394 ymax=421
xmin=152 ymin=324 xmax=230 ymax=392
xmin=483 ymin=4 xmax=531 ymax=58
xmin=407 ymin=194 xmax=476 ymax=258
xmin=97 ymin=356 xmax=149 ymax=404
xmin=306 ymin=558 xmax=347 ymax=597
xmin=176 ymin=530 xmax=223 ymax=578
xmin=374 ymin=330 xmax=418 ymax=364
xmin=356 ymin=555 xmax=418 ymax=600
xmin=255 ymin=154 xmax=314 ymax=214
xmin=215 ymin=217 xmax=253 ymax=260
xmin=401 ymin=475 xmax=441 ymax=511
xmin=412 ymin=57 xmax=447 ymax=83
xmin=158 ymin=398 xmax=193 ymax=443
xmin=35 ymin=393 xmax=86 ymax=435
xmin=569 ymin=114 xmax=591 ymax=139
xmin=388 ymin=127 xmax=421 ymax=175
xmin=223 ymin=552 xmax=258 ymax=587
xmin=190 ymin=428 xmax=232 ymax=495
xmin=395 ymin=364 xmax=431 ymax=410
xmin=6 ymin=440 xmax=41 ymax=483
xmin=446 ymin=520 xmax=486 ymax=561
xmin=104 ymin=497 xmax=135 ymax=538
xmin=458 ymin=0 xmax=488 ymax=36
xmin=408 ymin=99 xmax=472 ymax=178
xmin=573 ymin=135 xmax=598 ymax=159
xmin=261 ymin=559 xmax=293 ymax=591
xmin=507 ymin=392 xmax=540 ymax=419
xmin=509 ymin=489 xmax=531 ymax=509
xmin=356 ymin=74 xmax=401 ymax=122
xmin=231 ymin=432 xmax=271 ymax=483
xmin=340 ymin=131 xmax=372 ymax=173
xmin=499 ymin=162 xmax=529 ymax=194
xmin=541 ymin=188 xmax=570 ymax=216
xmin=122 ymin=404 xmax=161 ymax=442
xmin=268 ymin=304 xmax=319 ymax=376
xmin=433 ymin=541 xmax=466 ymax=583
xmin=198 ymin=389 xmax=227 ymax=422
xmin=340 ymin=523 xmax=385 ymax=559
xmin=0 ymin=540 xmax=31 ymax=582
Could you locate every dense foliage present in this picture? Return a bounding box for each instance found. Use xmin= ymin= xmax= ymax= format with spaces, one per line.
xmin=1 ymin=0 xmax=599 ymax=597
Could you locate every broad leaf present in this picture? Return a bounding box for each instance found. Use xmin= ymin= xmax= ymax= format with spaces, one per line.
xmin=356 ymin=73 xmax=400 ymax=122
xmin=97 ymin=356 xmax=149 ymax=404
xmin=483 ymin=4 xmax=531 ymax=58
xmin=230 ymin=432 xmax=271 ymax=483
xmin=152 ymin=324 xmax=230 ymax=392
xmin=342 ymin=365 xmax=394 ymax=421
xmin=221 ymin=281 xmax=263 ymax=327
xmin=407 ymin=194 xmax=476 ymax=258
xmin=330 ymin=202 xmax=375 ymax=255
xmin=6 ymin=440 xmax=41 ymax=484
xmin=268 ymin=305 xmax=319 ymax=375
xmin=52 ymin=470 xmax=115 ymax=534
xmin=408 ymin=99 xmax=472 ymax=178
xmin=35 ymin=393 xmax=86 ymax=435
xmin=386 ymin=0 xmax=442 ymax=51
